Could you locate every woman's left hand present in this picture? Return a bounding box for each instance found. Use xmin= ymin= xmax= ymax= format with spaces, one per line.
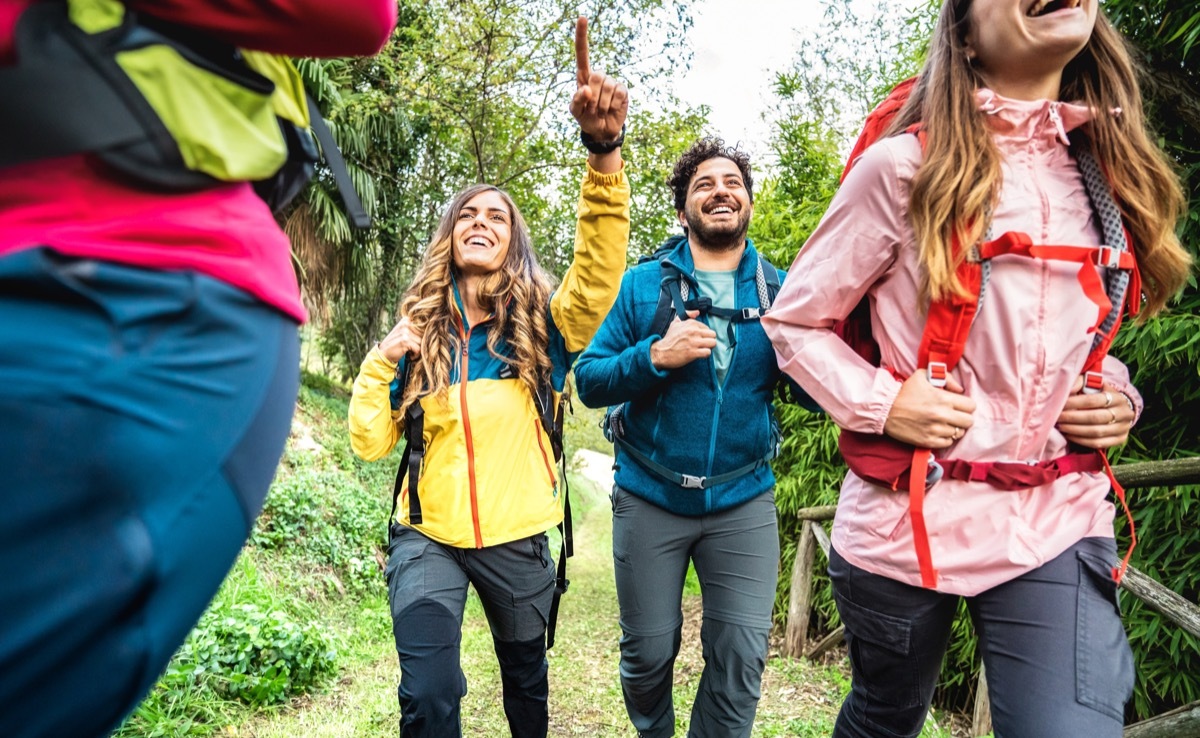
xmin=1055 ymin=375 xmax=1135 ymax=449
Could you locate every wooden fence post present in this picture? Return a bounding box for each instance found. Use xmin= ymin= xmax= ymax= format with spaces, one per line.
xmin=1124 ymin=700 xmax=1200 ymax=737
xmin=972 ymin=665 xmax=992 ymax=737
xmin=785 ymin=521 xmax=816 ymax=658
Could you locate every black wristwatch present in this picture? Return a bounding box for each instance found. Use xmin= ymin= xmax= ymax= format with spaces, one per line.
xmin=581 ymin=125 xmax=625 ymax=154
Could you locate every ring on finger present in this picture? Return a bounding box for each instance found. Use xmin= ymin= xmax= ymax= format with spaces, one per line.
xmin=1103 ymin=391 xmax=1113 ymax=408
xmin=952 ymin=427 xmax=962 ymax=440
xmin=1108 ymin=408 xmax=1117 ymax=424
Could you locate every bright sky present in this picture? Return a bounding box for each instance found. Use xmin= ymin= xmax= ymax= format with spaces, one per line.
xmin=675 ymin=0 xmax=828 ymax=159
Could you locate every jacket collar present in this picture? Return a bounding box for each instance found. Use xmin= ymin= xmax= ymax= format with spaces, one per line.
xmin=662 ymin=233 xmax=760 ymax=286
xmin=975 ymin=88 xmax=1092 ymax=147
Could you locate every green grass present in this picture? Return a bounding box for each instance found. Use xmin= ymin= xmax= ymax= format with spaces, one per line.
xmin=114 ymin=373 xmax=967 ymax=737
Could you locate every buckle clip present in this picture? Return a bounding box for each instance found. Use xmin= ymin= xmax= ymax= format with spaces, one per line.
xmin=927 ymin=362 xmax=948 ymax=389
xmin=1082 ymin=371 xmax=1105 ymax=394
xmin=740 ymin=307 xmax=762 ymax=320
xmin=681 ymin=474 xmax=706 ymax=489
xmin=1096 ymin=246 xmax=1122 ymax=269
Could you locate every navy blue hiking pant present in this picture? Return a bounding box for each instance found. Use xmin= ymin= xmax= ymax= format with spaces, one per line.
xmin=0 ymin=248 xmax=299 ymax=738
xmin=830 ymin=537 xmax=1134 ymax=738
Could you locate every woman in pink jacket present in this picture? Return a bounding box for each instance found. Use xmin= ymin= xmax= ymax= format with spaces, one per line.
xmin=762 ymin=1 xmax=1193 ymax=736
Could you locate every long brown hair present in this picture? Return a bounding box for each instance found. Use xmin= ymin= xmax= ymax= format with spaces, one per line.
xmin=396 ymin=184 xmax=555 ymax=416
xmin=889 ymin=0 xmax=1191 ymax=314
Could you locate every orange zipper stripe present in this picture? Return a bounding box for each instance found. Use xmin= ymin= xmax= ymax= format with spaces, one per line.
xmin=534 ymin=418 xmax=557 ymax=490
xmin=458 ymin=325 xmax=484 ymax=549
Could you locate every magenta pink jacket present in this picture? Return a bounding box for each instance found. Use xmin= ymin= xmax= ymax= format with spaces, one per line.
xmin=0 ymin=0 xmax=397 ymax=323
xmin=762 ymin=90 xmax=1142 ymax=596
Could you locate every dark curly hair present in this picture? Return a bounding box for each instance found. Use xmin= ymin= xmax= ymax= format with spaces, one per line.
xmin=667 ymin=137 xmax=754 ymax=212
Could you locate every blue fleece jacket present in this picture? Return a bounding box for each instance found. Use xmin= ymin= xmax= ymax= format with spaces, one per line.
xmin=574 ymin=237 xmax=790 ymax=516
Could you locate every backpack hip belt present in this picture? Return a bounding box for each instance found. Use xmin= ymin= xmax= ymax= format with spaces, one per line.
xmin=604 ymin=403 xmax=776 ymax=490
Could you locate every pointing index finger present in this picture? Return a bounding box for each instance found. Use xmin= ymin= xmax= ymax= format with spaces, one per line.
xmin=575 ymin=16 xmax=589 ymax=86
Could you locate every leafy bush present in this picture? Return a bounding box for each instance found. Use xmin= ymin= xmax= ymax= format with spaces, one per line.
xmin=253 ymin=465 xmax=384 ymax=594
xmin=171 ymin=601 xmax=337 ymax=706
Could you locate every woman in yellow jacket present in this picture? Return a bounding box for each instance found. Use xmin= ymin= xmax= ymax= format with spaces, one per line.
xmin=347 ymin=20 xmax=628 ymax=738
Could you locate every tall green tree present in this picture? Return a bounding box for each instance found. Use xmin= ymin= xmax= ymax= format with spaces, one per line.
xmin=288 ymin=0 xmax=707 ymax=377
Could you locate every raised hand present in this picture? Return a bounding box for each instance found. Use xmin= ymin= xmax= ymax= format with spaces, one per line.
xmin=569 ymin=16 xmax=628 ymax=142
xmin=650 ymin=311 xmax=717 ymax=370
xmin=883 ymin=371 xmax=977 ymax=449
xmin=1055 ymin=375 xmax=1135 ymax=449
xmin=378 ymin=316 xmax=422 ymax=364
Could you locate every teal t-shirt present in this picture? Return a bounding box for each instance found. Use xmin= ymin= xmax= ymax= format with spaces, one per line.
xmin=694 ymin=268 xmax=737 ymax=385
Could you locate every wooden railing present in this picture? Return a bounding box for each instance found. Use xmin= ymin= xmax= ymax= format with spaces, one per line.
xmin=783 ymin=456 xmax=1200 ymax=737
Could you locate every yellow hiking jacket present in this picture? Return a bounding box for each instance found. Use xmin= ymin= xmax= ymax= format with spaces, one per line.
xmin=348 ymin=165 xmax=629 ymax=547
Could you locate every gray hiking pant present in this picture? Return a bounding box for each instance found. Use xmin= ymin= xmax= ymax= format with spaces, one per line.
xmin=830 ymin=537 xmax=1134 ymax=738
xmin=611 ymin=486 xmax=779 ymax=738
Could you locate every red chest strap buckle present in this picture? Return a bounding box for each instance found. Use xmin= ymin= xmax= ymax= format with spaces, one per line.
xmin=1082 ymin=371 xmax=1106 ymax=394
xmin=926 ymin=362 xmax=948 ymax=388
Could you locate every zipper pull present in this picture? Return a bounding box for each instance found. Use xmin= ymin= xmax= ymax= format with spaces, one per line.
xmin=1048 ymin=104 xmax=1069 ymax=145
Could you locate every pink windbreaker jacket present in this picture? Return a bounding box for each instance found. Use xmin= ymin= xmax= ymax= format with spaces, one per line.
xmin=762 ymin=90 xmax=1143 ymax=596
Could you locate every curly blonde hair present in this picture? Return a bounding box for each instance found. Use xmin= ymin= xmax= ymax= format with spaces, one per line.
xmin=890 ymin=0 xmax=1192 ymax=315
xmin=396 ymin=184 xmax=555 ymax=417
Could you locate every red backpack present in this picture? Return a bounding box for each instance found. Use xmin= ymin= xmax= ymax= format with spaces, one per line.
xmin=834 ymin=78 xmax=1141 ymax=588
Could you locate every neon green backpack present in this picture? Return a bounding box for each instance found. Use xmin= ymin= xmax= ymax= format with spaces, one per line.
xmin=0 ymin=0 xmax=368 ymax=225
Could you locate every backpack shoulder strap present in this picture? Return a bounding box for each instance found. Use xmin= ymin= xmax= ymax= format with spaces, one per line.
xmin=755 ymin=253 xmax=781 ymax=309
xmin=389 ymin=361 xmax=425 ymax=531
xmin=1074 ymin=145 xmax=1139 ymax=382
xmin=647 ymin=249 xmax=690 ymax=339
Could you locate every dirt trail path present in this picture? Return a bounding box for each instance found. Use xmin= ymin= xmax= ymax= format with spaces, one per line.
xmin=239 ymin=450 xmax=848 ymax=737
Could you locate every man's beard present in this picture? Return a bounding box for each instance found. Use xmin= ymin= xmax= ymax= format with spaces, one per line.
xmin=683 ymin=205 xmax=750 ymax=252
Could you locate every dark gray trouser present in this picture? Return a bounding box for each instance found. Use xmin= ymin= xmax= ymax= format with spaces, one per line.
xmin=385 ymin=524 xmax=556 ymax=738
xmin=611 ymin=487 xmax=780 ymax=738
xmin=830 ymin=537 xmax=1135 ymax=738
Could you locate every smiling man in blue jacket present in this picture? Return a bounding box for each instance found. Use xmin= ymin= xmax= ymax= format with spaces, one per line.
xmin=574 ymin=137 xmax=810 ymax=738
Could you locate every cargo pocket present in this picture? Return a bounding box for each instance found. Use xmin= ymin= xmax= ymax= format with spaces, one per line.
xmin=509 ymin=569 xmax=555 ymax=643
xmin=610 ymin=487 xmax=641 ymax=616
xmin=385 ymin=527 xmax=434 ymax=614
xmin=835 ymin=594 xmax=923 ymax=709
xmin=1075 ymin=550 xmax=1134 ymax=720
